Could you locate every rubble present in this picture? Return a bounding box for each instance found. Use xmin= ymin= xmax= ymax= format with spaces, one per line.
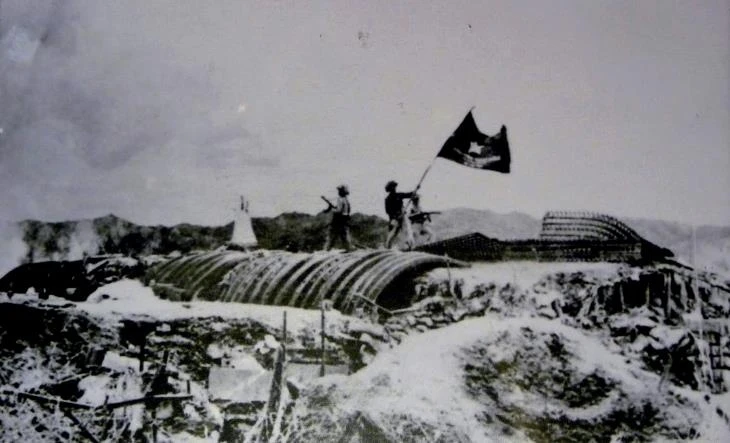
xmin=380 ymin=262 xmax=730 ymax=399
xmin=1 ymin=260 xmax=728 ymax=441
xmin=0 ymin=291 xmax=389 ymax=441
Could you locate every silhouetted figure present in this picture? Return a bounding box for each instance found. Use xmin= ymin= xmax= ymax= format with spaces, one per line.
xmin=408 ymin=193 xmax=435 ymax=246
xmin=323 ymin=184 xmax=353 ymax=251
xmin=384 ymin=180 xmax=416 ymax=249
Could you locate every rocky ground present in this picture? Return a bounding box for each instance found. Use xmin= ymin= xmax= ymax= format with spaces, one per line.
xmin=0 ymin=281 xmax=386 ymax=442
xmin=1 ymin=261 xmax=729 ymax=442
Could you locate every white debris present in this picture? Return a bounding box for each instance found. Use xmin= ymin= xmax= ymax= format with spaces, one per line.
xmin=227 ymin=352 xmax=264 ymax=372
xmin=253 ymin=334 xmax=280 ymax=355
xmin=207 ymin=367 xmax=271 ymax=403
xmin=102 ymin=351 xmax=148 ymax=372
xmin=206 ymin=343 xmax=224 ymax=360
xmin=77 ymin=374 xmax=112 ymax=406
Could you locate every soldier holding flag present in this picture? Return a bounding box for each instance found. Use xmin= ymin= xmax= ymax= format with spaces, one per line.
xmin=384 ymin=180 xmax=417 ymax=249
xmin=384 ymin=109 xmax=510 ymax=249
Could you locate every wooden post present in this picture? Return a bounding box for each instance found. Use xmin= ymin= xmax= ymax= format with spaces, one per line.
xmin=151 ymin=404 xmax=158 ymax=443
xmin=320 ymin=302 xmax=326 ymax=377
xmin=444 ymin=254 xmax=453 ymax=296
xmin=161 ymin=350 xmax=169 ymax=375
xmin=15 ymin=392 xmax=99 ymax=442
xmin=618 ymin=283 xmax=625 ymax=313
xmin=61 ymin=409 xmax=101 ymax=443
xmin=262 ymin=348 xmax=285 ymax=441
xmin=150 ymin=349 xmax=169 ymax=443
xmin=282 ymin=311 xmax=287 ymax=363
xmin=139 ymin=335 xmax=145 ymax=372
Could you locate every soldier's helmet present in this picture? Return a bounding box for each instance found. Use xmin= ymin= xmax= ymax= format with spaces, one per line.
xmin=385 ymin=180 xmax=397 ymax=192
xmin=337 ymin=184 xmax=349 ymax=195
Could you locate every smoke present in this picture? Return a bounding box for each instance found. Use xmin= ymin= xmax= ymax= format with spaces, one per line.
xmin=0 ymin=220 xmax=28 ymax=276
xmin=0 ymin=218 xmax=101 ymax=270
xmin=0 ymin=0 xmax=278 ymax=222
xmin=66 ymin=220 xmax=100 ymax=260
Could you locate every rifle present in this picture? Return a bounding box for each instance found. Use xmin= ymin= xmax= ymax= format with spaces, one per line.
xmin=409 ymin=211 xmax=441 ymax=223
xmin=320 ymin=196 xmax=335 ymax=212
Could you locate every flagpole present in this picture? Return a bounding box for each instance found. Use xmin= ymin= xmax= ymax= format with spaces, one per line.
xmin=397 ymin=106 xmax=477 ymax=250
xmin=413 ymin=155 xmax=438 ymax=192
xmin=412 ymin=106 xmax=475 ymax=193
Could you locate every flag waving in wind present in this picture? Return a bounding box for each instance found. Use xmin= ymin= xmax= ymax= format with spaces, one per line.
xmin=437 ymin=111 xmax=510 ymax=173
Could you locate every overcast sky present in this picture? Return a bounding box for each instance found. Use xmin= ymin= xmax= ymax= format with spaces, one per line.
xmin=1 ymin=0 xmax=728 ymax=226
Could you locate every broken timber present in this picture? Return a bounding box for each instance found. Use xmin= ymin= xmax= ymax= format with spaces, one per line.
xmin=4 ymin=389 xmax=192 ymax=411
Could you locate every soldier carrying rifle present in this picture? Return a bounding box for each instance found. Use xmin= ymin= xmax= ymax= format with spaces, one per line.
xmin=407 ymin=193 xmax=438 ymax=246
xmin=321 ymin=184 xmax=353 ymax=251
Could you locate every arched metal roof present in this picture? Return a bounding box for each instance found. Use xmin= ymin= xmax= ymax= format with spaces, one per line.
xmin=540 ymin=211 xmax=643 ymax=242
xmin=145 ymin=249 xmax=466 ymax=313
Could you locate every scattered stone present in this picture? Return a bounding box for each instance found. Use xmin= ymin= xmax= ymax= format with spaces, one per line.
xmin=467 ymin=298 xmax=486 ymax=314
xmin=207 ymin=343 xmax=225 ymax=360
xmin=228 ymin=353 xmax=265 ymax=372
xmin=406 ymin=315 xmax=417 ymax=327
xmin=348 ymin=323 xmax=387 ymax=340
xmin=359 ymin=333 xmax=374 ymax=348
xmin=537 ymin=306 xmax=558 ymax=319
xmin=447 ymin=307 xmax=468 ymax=322
xmin=253 ymin=334 xmax=280 ymax=356
xmin=264 ymin=334 xmax=279 ymax=348
xmin=287 ymin=378 xmax=303 ymax=400
xmin=359 ymin=344 xmax=376 ymax=365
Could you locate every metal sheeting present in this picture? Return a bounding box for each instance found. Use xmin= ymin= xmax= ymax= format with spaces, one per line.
xmin=145 ymin=249 xmax=465 ymax=313
xmin=540 ymin=211 xmax=642 ymax=242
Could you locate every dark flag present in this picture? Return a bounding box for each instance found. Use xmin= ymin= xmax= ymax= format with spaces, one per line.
xmin=437 ymin=111 xmax=510 ymax=173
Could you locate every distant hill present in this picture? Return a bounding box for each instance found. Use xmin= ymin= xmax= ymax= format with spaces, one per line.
xmin=427 ymin=208 xmax=541 ymax=240
xmin=625 ymin=217 xmax=730 ymax=274
xmin=251 ymin=212 xmax=388 ymax=252
xmin=1 ymin=209 xmax=727 ymax=277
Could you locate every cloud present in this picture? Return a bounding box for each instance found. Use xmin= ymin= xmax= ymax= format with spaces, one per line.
xmin=0 ymin=1 xmax=726 ymax=226
xmin=0 ymin=0 xmax=279 ymax=222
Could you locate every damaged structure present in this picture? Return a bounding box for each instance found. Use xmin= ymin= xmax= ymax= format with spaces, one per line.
xmin=145 ymin=249 xmax=467 ymax=314
xmin=418 ymin=211 xmax=674 ymax=263
xmin=0 ymin=255 xmax=144 ymax=300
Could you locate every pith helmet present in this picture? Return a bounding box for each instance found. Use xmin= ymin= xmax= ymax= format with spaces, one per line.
xmin=337 ymin=184 xmax=349 ymax=194
xmin=385 ymin=180 xmax=397 ymax=192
